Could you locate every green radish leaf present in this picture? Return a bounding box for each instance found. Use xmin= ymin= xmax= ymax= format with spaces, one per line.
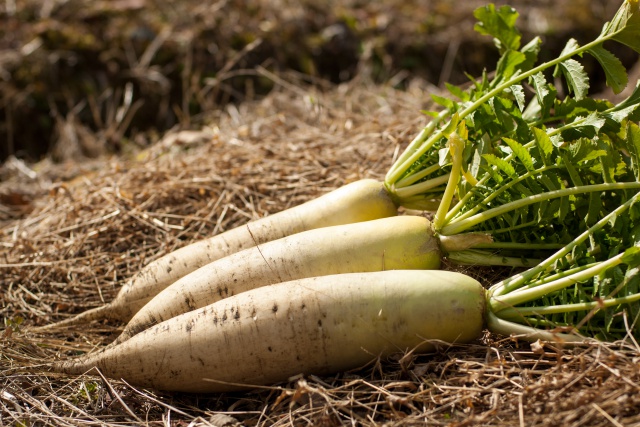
xmin=626 ymin=121 xmax=640 ymax=180
xmin=431 ymin=93 xmax=457 ymax=111
xmin=604 ymin=81 xmax=640 ymax=124
xmin=530 ymin=72 xmax=557 ymax=118
xmin=503 ymin=137 xmax=534 ymax=171
xmin=621 ymin=246 xmax=640 ymax=267
xmin=587 ymin=45 xmax=628 ymax=94
xmin=586 ymin=191 xmax=602 ymax=226
xmin=539 ymin=171 xmax=562 ymax=192
xmin=605 ymin=103 xmax=639 ymax=124
xmin=522 ymin=96 xmax=541 ymax=122
xmin=532 ymin=127 xmax=553 ymax=164
xmin=421 ymin=110 xmax=442 ymax=118
xmin=493 ymin=50 xmax=526 ymax=86
xmin=490 ymin=96 xmax=518 ymax=131
xmin=554 ymin=40 xmax=589 ymax=100
xmin=561 ymin=112 xmax=607 ymax=140
xmin=445 ymin=82 xmax=470 ymax=101
xmin=551 ymin=133 xmax=564 ymax=148
xmin=570 ymin=139 xmax=607 ymax=164
xmin=473 ymin=4 xmax=521 ymax=53
xmin=558 ymin=59 xmax=590 ymax=100
xmin=509 ymin=84 xmax=526 ymax=112
xmin=609 ymin=81 xmax=640 ymax=112
xmin=607 ymin=0 xmax=640 ymax=54
xmin=520 ymin=36 xmax=541 ymax=70
xmin=469 ymin=133 xmax=491 ymax=181
xmin=483 ymin=153 xmax=517 ymax=177
xmin=559 ymin=195 xmax=570 ymax=221
xmin=561 ymin=154 xmax=584 ymax=187
xmin=597 ymin=135 xmax=617 ymax=183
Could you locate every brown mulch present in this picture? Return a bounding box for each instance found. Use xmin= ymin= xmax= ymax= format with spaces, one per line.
xmin=2 ymin=74 xmax=640 ymax=426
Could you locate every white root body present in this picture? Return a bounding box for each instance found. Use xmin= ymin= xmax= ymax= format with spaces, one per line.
xmin=34 ymin=179 xmax=398 ymax=329
xmin=54 ymin=270 xmax=486 ymax=393
xmin=117 ymin=215 xmax=441 ymax=342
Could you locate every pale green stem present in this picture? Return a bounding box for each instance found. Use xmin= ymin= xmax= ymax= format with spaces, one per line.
xmin=395 ymin=163 xmax=443 ymax=189
xmin=433 ymin=132 xmax=464 ymax=231
xmin=385 ymin=109 xmax=450 ymax=183
xmin=440 ymin=182 xmax=640 ymax=236
xmin=393 ymin=174 xmax=451 ymax=200
xmin=490 ymin=253 xmax=624 ymax=312
xmin=486 ymin=310 xmax=588 ymax=343
xmin=497 ymin=292 xmax=640 ymax=319
xmin=446 ymin=164 xmax=561 ymax=224
xmin=525 ymin=262 xmax=600 ymax=288
xmin=472 ymin=242 xmax=565 ymax=250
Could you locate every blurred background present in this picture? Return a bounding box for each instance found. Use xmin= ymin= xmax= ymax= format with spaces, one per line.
xmin=0 ymin=0 xmax=635 ymax=163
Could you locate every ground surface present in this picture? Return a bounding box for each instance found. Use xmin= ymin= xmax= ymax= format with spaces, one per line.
xmin=2 ymin=1 xmax=640 ymax=426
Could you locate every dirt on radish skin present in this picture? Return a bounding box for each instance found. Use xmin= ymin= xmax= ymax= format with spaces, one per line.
xmin=53 ymin=270 xmax=486 ymax=393
xmin=116 ymin=215 xmax=441 ymax=343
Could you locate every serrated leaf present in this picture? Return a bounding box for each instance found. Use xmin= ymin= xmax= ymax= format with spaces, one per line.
xmin=445 ymin=82 xmax=469 ymax=101
xmin=483 ymin=153 xmax=517 ymax=177
xmin=469 ymin=133 xmax=491 ymax=181
xmin=606 ymin=104 xmax=639 ymax=124
xmin=562 ymin=112 xmax=607 ymax=140
xmin=550 ymin=133 xmax=564 ymax=148
xmin=473 ymin=4 xmax=521 ymax=52
xmin=621 ymin=245 xmax=640 ymax=267
xmin=532 ymin=127 xmax=554 ymax=164
xmin=626 ymin=121 xmax=640 ymax=180
xmin=520 ymin=36 xmax=541 ymax=70
xmin=582 ymin=149 xmax=609 ymax=163
xmin=558 ymin=58 xmax=590 ymax=100
xmin=522 ymin=96 xmax=541 ymax=121
xmin=431 ymin=93 xmax=457 ymax=111
xmin=530 ymin=72 xmax=557 ymax=118
xmin=493 ymin=50 xmax=526 ymax=86
xmin=607 ymin=81 xmax=640 ymax=121
xmin=503 ymin=137 xmax=534 ymax=170
xmin=606 ymin=0 xmax=640 ymax=54
xmin=509 ymin=84 xmax=526 ymax=111
xmin=421 ymin=110 xmax=442 ymax=118
xmin=587 ymin=45 xmax=628 ymax=94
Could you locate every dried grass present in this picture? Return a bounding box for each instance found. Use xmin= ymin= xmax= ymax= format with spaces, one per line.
xmin=2 ymin=77 xmax=640 ymax=426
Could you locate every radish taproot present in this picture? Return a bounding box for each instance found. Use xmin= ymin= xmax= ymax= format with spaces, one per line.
xmin=115 ymin=215 xmax=442 ymax=343
xmin=34 ymin=179 xmax=398 ymax=329
xmin=53 ymin=270 xmax=486 ymax=393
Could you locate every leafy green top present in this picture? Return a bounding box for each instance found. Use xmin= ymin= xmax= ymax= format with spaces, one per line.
xmin=385 ymin=0 xmax=640 ymax=267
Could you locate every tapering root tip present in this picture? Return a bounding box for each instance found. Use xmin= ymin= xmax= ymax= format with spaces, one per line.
xmin=50 ymin=356 xmax=98 ymax=375
xmin=28 ymin=304 xmax=117 ymax=332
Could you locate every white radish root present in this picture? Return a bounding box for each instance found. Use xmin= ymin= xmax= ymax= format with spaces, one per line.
xmin=53 ymin=270 xmax=486 ymax=393
xmin=33 ymin=179 xmax=398 ymax=329
xmin=116 ymin=215 xmax=441 ymax=342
